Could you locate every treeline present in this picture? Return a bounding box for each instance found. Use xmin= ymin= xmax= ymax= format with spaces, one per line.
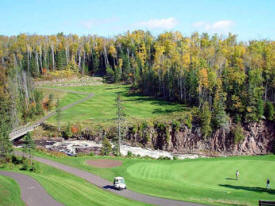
xmin=0 ymin=31 xmax=274 ymax=127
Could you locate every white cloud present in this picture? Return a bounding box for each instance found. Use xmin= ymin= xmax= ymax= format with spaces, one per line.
xmin=192 ymin=20 xmax=234 ymax=33
xmin=136 ymin=17 xmax=178 ymax=29
xmin=212 ymin=20 xmax=234 ymax=30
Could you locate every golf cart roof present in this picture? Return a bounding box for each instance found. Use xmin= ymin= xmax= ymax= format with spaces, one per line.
xmin=114 ymin=177 xmax=124 ymax=180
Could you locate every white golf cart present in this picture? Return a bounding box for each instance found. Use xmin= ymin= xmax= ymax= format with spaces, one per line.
xmin=113 ymin=177 xmax=126 ymax=190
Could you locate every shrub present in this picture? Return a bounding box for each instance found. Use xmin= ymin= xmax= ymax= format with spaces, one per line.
xmin=184 ymin=113 xmax=193 ymax=129
xmin=30 ymin=162 xmax=40 ymax=173
xmin=157 ymin=156 xmax=171 ymax=160
xmin=131 ymin=125 xmax=137 ymax=134
xmin=71 ymin=125 xmax=79 ymax=134
xmin=234 ymin=114 xmax=242 ymax=124
xmin=89 ymin=152 xmax=94 ymax=156
xmin=127 ymin=151 xmax=133 ymax=157
xmin=172 ymin=120 xmax=180 ymax=132
xmin=11 ymin=156 xmax=22 ymax=165
xmin=173 ymin=156 xmax=179 ymax=160
xmin=21 ymin=159 xmax=30 ymax=171
xmin=140 ymin=121 xmax=151 ymax=145
xmin=112 ymin=143 xmax=120 ymax=156
xmin=63 ymin=122 xmax=72 ymax=139
xmin=101 ymin=137 xmax=112 ymax=156
xmin=233 ymin=124 xmax=245 ymax=144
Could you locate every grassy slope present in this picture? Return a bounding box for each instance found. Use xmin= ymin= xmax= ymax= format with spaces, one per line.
xmin=45 ymin=84 xmax=187 ymax=126
xmin=0 ymin=163 xmax=148 ymax=206
xmin=0 ymin=175 xmax=25 ymax=206
xmin=34 ymin=152 xmax=275 ymax=206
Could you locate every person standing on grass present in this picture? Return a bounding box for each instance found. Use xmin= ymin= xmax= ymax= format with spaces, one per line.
xmin=266 ymin=178 xmax=270 ymax=189
xmin=236 ymin=170 xmax=239 ymax=180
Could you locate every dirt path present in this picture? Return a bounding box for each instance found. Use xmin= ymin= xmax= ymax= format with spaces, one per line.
xmin=0 ymin=171 xmax=63 ymax=206
xmin=29 ymin=154 xmax=204 ymax=206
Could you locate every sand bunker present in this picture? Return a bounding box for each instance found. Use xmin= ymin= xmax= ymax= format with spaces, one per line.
xmin=86 ymin=159 xmax=122 ymax=168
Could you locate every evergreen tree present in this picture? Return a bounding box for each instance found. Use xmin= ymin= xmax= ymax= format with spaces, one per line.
xmin=101 ymin=137 xmax=112 ymax=155
xmin=34 ymin=90 xmax=43 ymax=115
xmin=91 ymin=50 xmax=100 ymax=74
xmin=256 ymin=98 xmax=264 ymax=120
xmin=64 ymin=122 xmax=72 ymax=139
xmin=213 ymin=92 xmax=229 ymax=130
xmin=200 ymin=102 xmax=212 ymax=138
xmin=105 ymin=66 xmax=115 ymax=82
xmin=23 ymin=132 xmax=35 ymax=164
xmin=265 ymin=101 xmax=274 ymax=121
xmin=114 ymin=66 xmax=122 ymax=82
xmin=0 ymin=31 xmax=275 ymax=127
xmin=122 ymin=54 xmax=131 ymax=82
xmin=56 ymin=49 xmax=67 ymax=70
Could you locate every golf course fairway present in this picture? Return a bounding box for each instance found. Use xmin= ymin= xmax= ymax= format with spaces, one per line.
xmin=34 ymin=152 xmax=275 ymax=206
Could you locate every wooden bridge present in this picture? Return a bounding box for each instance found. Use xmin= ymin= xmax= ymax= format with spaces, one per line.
xmin=9 ymin=87 xmax=94 ymax=141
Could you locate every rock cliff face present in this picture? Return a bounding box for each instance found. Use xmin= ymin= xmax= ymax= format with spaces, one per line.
xmin=125 ymin=121 xmax=275 ymax=156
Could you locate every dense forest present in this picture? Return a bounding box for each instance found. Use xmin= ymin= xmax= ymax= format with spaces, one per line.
xmin=0 ymin=31 xmax=274 ymax=136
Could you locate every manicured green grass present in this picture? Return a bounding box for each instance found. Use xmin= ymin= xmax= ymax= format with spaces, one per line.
xmin=0 ymin=175 xmax=25 ymax=206
xmin=34 ymin=152 xmax=275 ymax=206
xmin=45 ymin=84 xmax=187 ymax=126
xmin=0 ymin=163 xmax=148 ymax=206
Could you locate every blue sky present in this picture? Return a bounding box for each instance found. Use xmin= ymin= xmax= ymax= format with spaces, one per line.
xmin=0 ymin=0 xmax=274 ymax=41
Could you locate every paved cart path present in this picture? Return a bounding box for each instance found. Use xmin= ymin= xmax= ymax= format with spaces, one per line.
xmin=29 ymin=154 xmax=204 ymax=206
xmin=0 ymin=171 xmax=63 ymax=206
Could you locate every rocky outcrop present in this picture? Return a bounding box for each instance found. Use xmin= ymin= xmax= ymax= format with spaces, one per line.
xmin=125 ymin=120 xmax=275 ymax=156
xmin=37 ymin=120 xmax=274 ymax=156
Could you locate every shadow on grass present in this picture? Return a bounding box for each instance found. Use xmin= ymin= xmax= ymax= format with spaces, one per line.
xmin=225 ymin=177 xmax=237 ymax=181
xmin=123 ymin=95 xmax=185 ymax=107
xmin=219 ymin=184 xmax=275 ymax=194
xmin=105 ymin=87 xmax=121 ymax=90
xmin=152 ymin=108 xmax=183 ymax=114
